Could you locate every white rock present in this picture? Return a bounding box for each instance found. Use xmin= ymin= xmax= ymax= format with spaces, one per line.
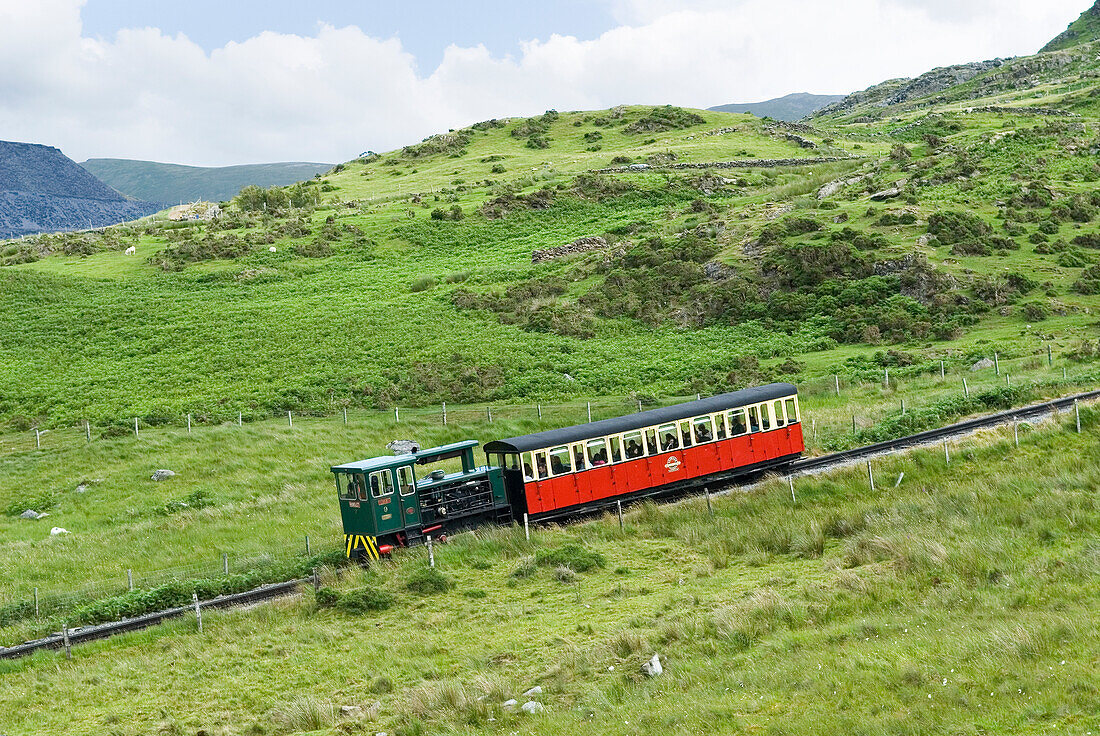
xmin=19 ymin=509 xmax=40 ymax=520
xmin=642 ymin=653 xmax=663 ymax=677
xmin=340 ymin=705 xmax=362 ymax=716
xmin=50 ymin=527 xmax=70 ymax=536
xmin=502 ymin=699 xmax=518 ymax=709
xmin=970 ymin=358 xmax=995 ymax=371
xmin=269 ymin=246 xmax=277 ymax=252
xmin=522 ymin=686 xmax=542 ymax=697
xmin=76 ymin=484 xmax=88 ymax=493
xmin=521 ymin=701 xmax=545 ymax=714
xmin=150 ymin=469 xmax=176 ymax=481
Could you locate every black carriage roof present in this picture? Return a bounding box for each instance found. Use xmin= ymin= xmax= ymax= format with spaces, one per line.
xmin=484 ymin=383 xmax=797 ymax=454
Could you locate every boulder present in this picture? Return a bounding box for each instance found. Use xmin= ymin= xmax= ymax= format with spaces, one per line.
xmin=502 ymin=699 xmax=518 ymax=709
xmin=522 ymin=686 xmax=542 ymax=697
xmin=150 ymin=469 xmax=175 ymax=481
xmin=833 ymin=212 xmax=849 ymax=224
xmin=703 ymin=261 xmax=735 ymax=281
xmin=19 ymin=510 xmax=40 ymax=520
xmin=340 ymin=705 xmax=362 ymax=717
xmin=75 ymin=484 xmax=88 ymax=493
xmin=870 ymin=187 xmax=903 ymax=201
xmin=520 ymin=701 xmax=545 ymax=714
xmin=642 ymin=653 xmax=664 ymax=677
xmin=49 ymin=527 xmax=70 ymax=536
xmin=970 ymin=358 xmax=995 ymax=371
xmin=386 ymin=440 xmax=420 ymax=456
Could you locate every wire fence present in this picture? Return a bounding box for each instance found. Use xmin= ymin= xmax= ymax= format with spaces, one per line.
xmin=2 ymin=343 xmax=1097 ymax=634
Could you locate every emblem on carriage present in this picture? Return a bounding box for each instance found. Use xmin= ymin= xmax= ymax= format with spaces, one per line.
xmin=665 ymin=456 xmax=682 ymax=472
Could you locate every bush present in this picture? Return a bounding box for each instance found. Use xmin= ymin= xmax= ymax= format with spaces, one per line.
xmin=315 ymin=587 xmax=339 ymax=608
xmin=536 ymin=543 xmax=606 ymax=573
xmin=336 ymin=585 xmax=395 ymax=613
xmin=490 ymin=164 xmax=505 ymax=174
xmin=623 ymin=106 xmax=705 ymax=135
xmin=406 ymin=567 xmax=454 ymax=595
xmin=1021 ymin=302 xmax=1050 ymax=322
xmin=410 ymin=277 xmax=437 ymax=292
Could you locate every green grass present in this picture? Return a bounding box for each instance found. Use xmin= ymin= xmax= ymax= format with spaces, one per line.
xmin=1 ymin=406 xmax=1097 ymax=735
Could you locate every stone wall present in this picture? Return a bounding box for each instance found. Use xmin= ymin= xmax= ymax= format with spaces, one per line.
xmin=533 ymin=235 xmax=608 ymax=264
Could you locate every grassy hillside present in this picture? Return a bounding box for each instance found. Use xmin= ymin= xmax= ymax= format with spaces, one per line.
xmin=2 ymin=407 xmax=1097 ymax=735
xmin=1042 ymin=0 xmax=1100 ymax=52
xmin=2 ymin=102 xmax=1099 ymax=428
xmin=80 ymin=159 xmax=334 ymax=204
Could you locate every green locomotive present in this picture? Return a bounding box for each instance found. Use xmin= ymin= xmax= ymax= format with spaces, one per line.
xmin=332 ymin=440 xmax=509 ymax=560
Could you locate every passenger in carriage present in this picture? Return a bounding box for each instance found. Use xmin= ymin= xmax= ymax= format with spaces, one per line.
xmin=626 ymin=438 xmax=643 ymax=458
xmin=592 ymin=449 xmax=608 ymax=466
xmin=536 ymin=456 xmax=548 ymax=477
xmin=731 ymin=413 xmax=746 ymax=435
xmin=696 ymin=424 xmax=712 ymax=443
xmin=524 ymin=462 xmax=534 ymax=481
xmin=574 ymin=449 xmax=587 ymax=470
xmin=662 ymin=432 xmax=678 ymax=451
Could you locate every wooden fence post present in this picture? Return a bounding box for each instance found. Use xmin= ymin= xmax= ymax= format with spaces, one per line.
xmin=1048 ymin=345 xmax=1053 ymax=366
xmin=835 ymin=375 xmax=840 ymax=397
xmin=312 ymin=567 xmax=320 ymax=591
xmin=487 ymin=406 xmax=493 ymax=423
xmin=617 ymin=500 xmax=625 ymax=528
xmin=127 ymin=569 xmax=133 ymax=591
xmin=305 ymin=534 xmax=311 ymax=555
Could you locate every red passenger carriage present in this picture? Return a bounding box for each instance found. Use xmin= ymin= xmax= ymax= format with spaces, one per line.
xmin=484 ymin=383 xmax=804 ymax=520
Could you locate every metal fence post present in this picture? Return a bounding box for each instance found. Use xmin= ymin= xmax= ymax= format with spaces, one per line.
xmin=305 ymin=534 xmax=311 ymax=555
xmin=1048 ymin=345 xmax=1053 ymax=366
xmin=788 ymin=476 xmax=796 ymax=503
xmin=222 ymin=552 xmax=229 ymax=575
xmin=994 ymin=352 xmax=1000 ymax=376
xmin=193 ymin=593 xmax=202 ymax=633
xmin=1075 ymin=399 xmax=1081 ymax=434
xmin=940 ymin=360 xmax=945 ymax=379
xmin=867 ymin=461 xmax=875 ymax=492
xmin=537 ymin=404 xmax=542 ymax=419
xmin=287 ymin=411 xmax=293 ymax=427
xmin=523 ymin=513 xmax=530 ymax=541
xmin=134 ymin=417 xmax=139 ymax=437
xmin=63 ymin=625 xmax=71 ymax=659
xmin=944 ymin=440 xmax=950 ymax=464
xmin=587 ymin=402 xmax=592 ymax=423
xmin=86 ymin=421 xmax=91 ymax=442
xmin=834 ymin=375 xmax=840 ymax=396
xmin=963 ymin=377 xmax=969 ymax=398
xmin=343 ymin=408 xmax=347 ymax=425
xmin=127 ymin=569 xmax=133 ymax=591
xmin=35 ymin=428 xmax=40 ymax=449
xmin=426 ymin=535 xmax=435 ymax=568
xmin=1014 ymin=422 xmax=1019 ymax=448
xmin=617 ymin=500 xmax=625 ymax=528
xmin=394 ymin=407 xmax=400 ymax=422
xmin=442 ymin=402 xmax=447 ymax=425
xmin=312 ymin=567 xmax=320 ymax=591
xmin=487 ymin=406 xmax=493 ymax=423
xmin=34 ymin=587 xmax=39 ymax=618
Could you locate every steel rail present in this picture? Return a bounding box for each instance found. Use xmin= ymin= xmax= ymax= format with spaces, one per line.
xmin=3 ymin=388 xmax=1096 ymax=661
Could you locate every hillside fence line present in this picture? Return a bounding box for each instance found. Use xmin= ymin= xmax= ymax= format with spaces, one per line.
xmin=2 ymin=345 xmax=1096 ymax=629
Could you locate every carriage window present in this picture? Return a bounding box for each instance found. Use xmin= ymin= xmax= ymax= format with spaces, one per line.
xmin=679 ymin=419 xmax=693 ymax=448
xmin=522 ymin=452 xmax=535 ymax=480
xmin=693 ymin=416 xmax=715 ymax=443
xmin=623 ymin=431 xmax=644 ymax=458
xmin=572 ymin=443 xmax=587 ymax=471
xmin=714 ymin=413 xmax=728 ymax=440
xmin=760 ymin=404 xmax=772 ymax=431
xmin=549 ymin=446 xmax=572 ymax=475
xmin=729 ymin=409 xmax=747 ymax=436
xmin=747 ymin=406 xmax=761 ymax=432
xmin=658 ymin=423 xmax=679 ymax=451
xmin=785 ymin=397 xmax=799 ymax=424
xmin=644 ymin=428 xmax=658 ymax=455
xmin=397 ymin=466 xmax=416 ymax=496
xmin=772 ymin=401 xmax=786 ymax=428
xmin=370 ymin=470 xmax=394 ymax=498
xmin=534 ymin=451 xmax=550 ymax=480
xmin=608 ymin=435 xmax=622 ymax=463
xmin=586 ymin=438 xmax=609 ymax=466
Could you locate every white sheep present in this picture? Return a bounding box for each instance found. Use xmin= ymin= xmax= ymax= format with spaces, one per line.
xmin=269 ymin=246 xmax=277 ymax=253
xmin=124 ymin=246 xmax=136 ymax=255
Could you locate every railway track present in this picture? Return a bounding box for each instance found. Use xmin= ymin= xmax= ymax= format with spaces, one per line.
xmin=3 ymin=388 xmax=1096 ymax=661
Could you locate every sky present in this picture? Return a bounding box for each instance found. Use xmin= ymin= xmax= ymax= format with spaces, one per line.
xmin=0 ymin=0 xmax=1089 ymax=166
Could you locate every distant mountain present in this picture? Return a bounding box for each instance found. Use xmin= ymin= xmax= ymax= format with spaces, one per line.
xmin=1041 ymin=0 xmax=1100 ymax=52
xmin=708 ymin=93 xmax=846 ymax=121
xmin=80 ymin=159 xmax=334 ymax=204
xmin=0 ymin=141 xmax=161 ymax=238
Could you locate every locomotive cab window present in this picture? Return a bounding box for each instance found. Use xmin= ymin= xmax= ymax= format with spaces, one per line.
xmin=549 ymin=446 xmax=572 ymax=475
xmin=397 ymin=466 xmax=416 ymax=496
xmin=370 ymin=470 xmax=394 ymax=498
xmin=339 ymin=474 xmax=357 ymax=500
xmin=623 ymin=431 xmax=644 ymax=458
xmin=693 ymin=416 xmax=714 ymax=443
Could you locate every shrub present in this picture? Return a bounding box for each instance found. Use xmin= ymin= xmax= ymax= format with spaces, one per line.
xmin=1022 ymin=302 xmax=1050 ymax=322
xmin=406 ymin=567 xmax=454 ymax=595
xmin=623 ymin=106 xmax=704 ymax=134
xmin=890 ymin=143 xmax=912 ymax=161
xmin=410 ymin=277 xmax=436 ymax=293
xmin=314 ymin=587 xmax=339 ymax=608
xmin=336 ymin=585 xmax=395 ymax=613
xmin=536 ymin=543 xmax=606 ymax=573
xmin=490 ymin=164 xmax=505 ymax=174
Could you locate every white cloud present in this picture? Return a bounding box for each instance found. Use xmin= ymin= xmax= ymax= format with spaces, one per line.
xmin=0 ymin=0 xmax=1088 ymax=166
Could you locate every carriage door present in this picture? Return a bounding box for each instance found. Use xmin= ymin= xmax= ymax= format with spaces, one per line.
xmin=396 ymin=465 xmax=421 ymax=527
xmin=370 ymin=469 xmax=401 ymax=535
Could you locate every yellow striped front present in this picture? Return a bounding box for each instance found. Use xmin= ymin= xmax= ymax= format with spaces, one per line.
xmin=344 ymin=534 xmax=380 ymax=560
